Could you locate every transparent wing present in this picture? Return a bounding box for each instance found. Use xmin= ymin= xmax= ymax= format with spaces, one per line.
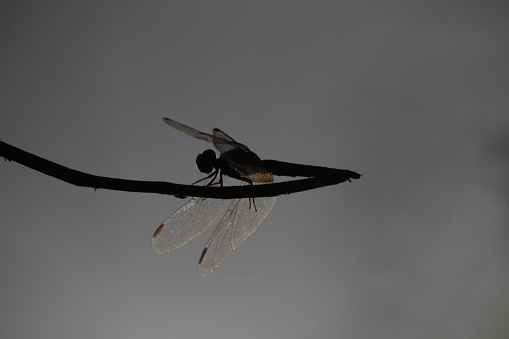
xmin=212 ymin=127 xmax=250 ymax=154
xmin=151 ymin=196 xmax=234 ymax=254
xmin=198 ymin=178 xmax=277 ymax=277
xmin=163 ymin=118 xmax=247 ymax=154
xmin=163 ymin=117 xmax=215 ymax=143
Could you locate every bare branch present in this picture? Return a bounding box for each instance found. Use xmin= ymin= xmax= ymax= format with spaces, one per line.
xmin=1 ymin=140 xmax=360 ymax=199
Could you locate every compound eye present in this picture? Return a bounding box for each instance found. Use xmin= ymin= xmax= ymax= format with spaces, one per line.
xmin=196 ymin=149 xmax=216 ymax=173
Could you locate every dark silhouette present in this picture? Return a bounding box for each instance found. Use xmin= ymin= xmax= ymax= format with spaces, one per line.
xmin=1 ymin=140 xmax=360 ymax=199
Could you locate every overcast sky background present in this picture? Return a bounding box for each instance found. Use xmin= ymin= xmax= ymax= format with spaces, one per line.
xmin=1 ymin=1 xmax=508 ymax=338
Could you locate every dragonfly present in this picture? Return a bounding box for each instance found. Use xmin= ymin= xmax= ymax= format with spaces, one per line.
xmin=152 ymin=118 xmax=277 ymax=277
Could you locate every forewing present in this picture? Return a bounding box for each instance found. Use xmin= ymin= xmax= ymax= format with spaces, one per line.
xmin=163 ymin=118 xmax=246 ymax=154
xmin=198 ymin=179 xmax=277 ymax=277
xmin=212 ymin=128 xmax=250 ymax=154
xmin=163 ymin=118 xmax=215 ymax=143
xmin=151 ymin=196 xmax=233 ymax=254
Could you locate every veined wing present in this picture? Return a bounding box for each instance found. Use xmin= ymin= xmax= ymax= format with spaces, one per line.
xmin=212 ymin=127 xmax=250 ymax=154
xmin=163 ymin=118 xmax=248 ymax=153
xmin=198 ymin=178 xmax=277 ymax=277
xmin=151 ymin=196 xmax=233 ymax=255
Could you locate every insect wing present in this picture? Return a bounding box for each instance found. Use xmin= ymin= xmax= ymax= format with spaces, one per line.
xmin=163 ymin=118 xmax=215 ymax=143
xmin=151 ymin=196 xmax=233 ymax=254
xmin=198 ymin=179 xmax=277 ymax=277
xmin=212 ymin=127 xmax=251 ymax=154
xmin=163 ymin=118 xmax=243 ymax=153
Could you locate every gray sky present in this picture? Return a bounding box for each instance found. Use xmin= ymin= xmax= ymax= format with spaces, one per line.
xmin=1 ymin=1 xmax=508 ymax=338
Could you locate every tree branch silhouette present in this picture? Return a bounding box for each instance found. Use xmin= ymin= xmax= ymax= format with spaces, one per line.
xmin=1 ymin=140 xmax=360 ymax=199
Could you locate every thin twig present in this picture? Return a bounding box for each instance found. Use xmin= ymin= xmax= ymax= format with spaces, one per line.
xmin=1 ymin=140 xmax=360 ymax=199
